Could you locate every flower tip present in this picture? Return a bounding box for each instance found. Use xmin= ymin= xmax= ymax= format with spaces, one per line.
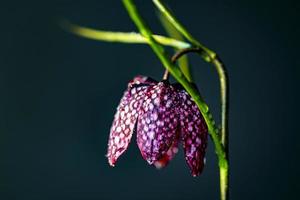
xmin=108 ymin=161 xmax=116 ymax=167
xmin=191 ymin=170 xmax=201 ymax=177
xmin=153 ymin=161 xmax=164 ymax=169
xmin=190 ymin=166 xmax=204 ymax=177
xmin=107 ymin=155 xmax=116 ymax=167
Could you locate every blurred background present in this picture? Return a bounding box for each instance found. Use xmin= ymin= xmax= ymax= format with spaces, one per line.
xmin=0 ymin=0 xmax=299 ymax=199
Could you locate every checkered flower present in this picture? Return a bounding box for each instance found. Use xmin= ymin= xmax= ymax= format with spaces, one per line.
xmin=107 ymin=75 xmax=208 ymax=176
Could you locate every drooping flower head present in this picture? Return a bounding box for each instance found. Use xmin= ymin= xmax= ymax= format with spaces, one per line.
xmin=107 ymin=75 xmax=208 ymax=176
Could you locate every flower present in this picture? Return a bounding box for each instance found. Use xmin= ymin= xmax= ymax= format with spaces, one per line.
xmin=106 ymin=75 xmax=208 ymax=176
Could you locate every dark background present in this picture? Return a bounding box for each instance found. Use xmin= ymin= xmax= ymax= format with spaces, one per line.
xmin=0 ymin=0 xmax=299 ymax=199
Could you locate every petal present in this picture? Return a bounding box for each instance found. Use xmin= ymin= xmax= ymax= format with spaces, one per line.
xmin=153 ymin=131 xmax=180 ymax=169
xmin=178 ymin=90 xmax=208 ymax=176
xmin=107 ymin=84 xmax=149 ymax=166
xmin=137 ymin=81 xmax=179 ymax=164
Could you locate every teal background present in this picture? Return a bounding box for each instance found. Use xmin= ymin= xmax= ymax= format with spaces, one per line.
xmin=0 ymin=0 xmax=299 ymax=199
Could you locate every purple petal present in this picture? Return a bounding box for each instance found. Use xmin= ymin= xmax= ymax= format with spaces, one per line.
xmin=107 ymin=82 xmax=150 ymax=166
xmin=178 ymin=90 xmax=208 ymax=176
xmin=137 ymin=82 xmax=179 ymax=164
xmin=153 ymin=131 xmax=180 ymax=169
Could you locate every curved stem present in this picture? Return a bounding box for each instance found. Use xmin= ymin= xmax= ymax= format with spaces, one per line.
xmin=122 ymin=0 xmax=228 ymax=191
xmin=171 ymin=47 xmax=204 ymax=62
xmin=60 ymin=20 xmax=191 ymax=49
xmin=152 ymin=1 xmax=229 ymax=199
xmin=211 ymin=57 xmax=229 ymax=150
xmin=212 ymin=57 xmax=229 ymax=200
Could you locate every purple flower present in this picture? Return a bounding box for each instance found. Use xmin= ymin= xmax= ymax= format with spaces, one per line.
xmin=107 ymin=75 xmax=208 ymax=176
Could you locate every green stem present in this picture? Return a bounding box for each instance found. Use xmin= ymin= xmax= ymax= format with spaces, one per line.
xmin=153 ymin=1 xmax=229 ymax=199
xmin=211 ymin=57 xmax=229 ymax=151
xmin=213 ymin=57 xmax=229 ymax=200
xmin=122 ymin=1 xmax=228 ymax=199
xmin=60 ymin=20 xmax=191 ymax=49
